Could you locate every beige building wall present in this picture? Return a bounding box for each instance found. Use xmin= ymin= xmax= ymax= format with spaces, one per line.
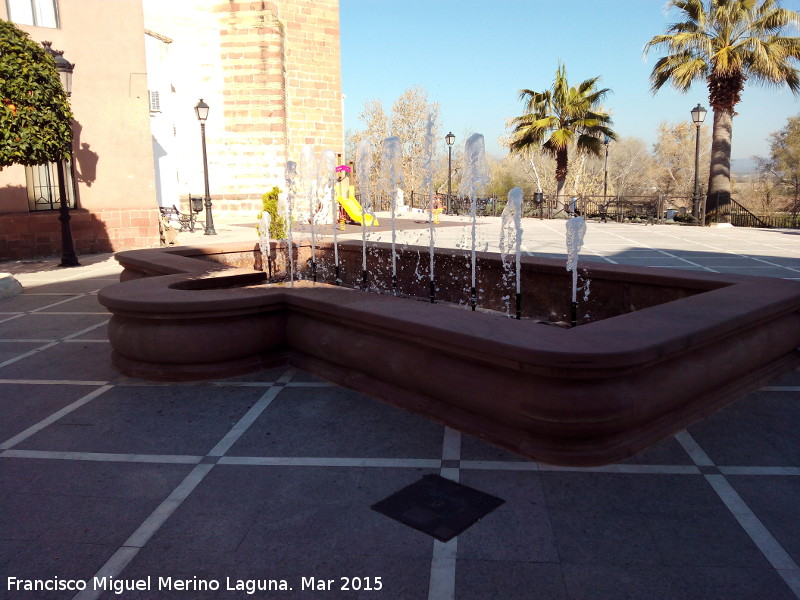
xmin=0 ymin=0 xmax=160 ymax=258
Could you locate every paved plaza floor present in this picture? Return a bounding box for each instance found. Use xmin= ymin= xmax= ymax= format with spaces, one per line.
xmin=1 ymin=218 xmax=799 ymax=599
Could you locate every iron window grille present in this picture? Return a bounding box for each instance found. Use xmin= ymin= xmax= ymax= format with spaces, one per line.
xmin=25 ymin=159 xmax=77 ymax=211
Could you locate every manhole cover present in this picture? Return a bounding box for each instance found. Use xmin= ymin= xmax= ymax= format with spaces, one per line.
xmin=370 ymin=474 xmax=504 ymax=542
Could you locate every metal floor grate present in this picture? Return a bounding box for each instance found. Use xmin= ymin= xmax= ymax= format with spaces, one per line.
xmin=371 ymin=474 xmax=505 ymax=542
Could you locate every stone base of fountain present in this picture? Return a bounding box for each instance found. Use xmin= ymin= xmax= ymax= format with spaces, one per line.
xmin=99 ymin=241 xmax=800 ymax=466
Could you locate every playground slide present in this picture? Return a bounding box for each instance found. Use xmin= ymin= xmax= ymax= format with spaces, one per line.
xmin=337 ymin=186 xmax=379 ymax=226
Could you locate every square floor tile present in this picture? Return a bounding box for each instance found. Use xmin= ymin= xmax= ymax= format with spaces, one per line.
xmin=0 ymin=313 xmax=109 ymax=341
xmin=227 ymin=386 xmax=444 ymax=459
xmin=15 ymin=385 xmax=266 ymax=455
xmin=687 ymin=391 xmax=800 ymax=466
xmin=0 ymin=341 xmax=116 ymax=381
xmin=0 ymin=383 xmax=103 ymax=443
xmin=456 ymin=560 xmax=566 ymax=600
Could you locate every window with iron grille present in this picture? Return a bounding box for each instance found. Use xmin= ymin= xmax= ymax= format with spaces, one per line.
xmin=25 ymin=159 xmax=77 ymax=211
xmin=149 ymin=90 xmax=161 ymax=113
xmin=6 ymin=0 xmax=59 ymax=28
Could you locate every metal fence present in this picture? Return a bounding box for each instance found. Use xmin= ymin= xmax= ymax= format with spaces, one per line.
xmin=356 ymin=190 xmax=800 ymax=229
xmin=705 ymin=193 xmax=800 ymax=229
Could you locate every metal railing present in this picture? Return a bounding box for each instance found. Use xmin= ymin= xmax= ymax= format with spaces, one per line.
xmin=704 ymin=193 xmax=796 ymax=229
xmin=351 ymin=190 xmax=800 ymax=229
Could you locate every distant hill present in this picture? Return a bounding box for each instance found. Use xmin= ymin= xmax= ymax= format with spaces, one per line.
xmin=731 ymin=157 xmax=758 ymax=175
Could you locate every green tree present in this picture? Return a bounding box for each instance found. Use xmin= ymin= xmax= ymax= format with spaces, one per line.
xmin=0 ymin=20 xmax=73 ymax=167
xmin=645 ymin=0 xmax=800 ymax=211
xmin=509 ymin=63 xmax=616 ymax=212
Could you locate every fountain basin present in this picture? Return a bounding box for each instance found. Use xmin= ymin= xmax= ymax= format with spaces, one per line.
xmin=99 ymin=241 xmax=800 ymax=466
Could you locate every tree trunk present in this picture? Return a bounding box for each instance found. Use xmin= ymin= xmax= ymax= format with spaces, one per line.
xmin=706 ymin=107 xmax=733 ymax=220
xmin=555 ymin=148 xmax=568 ymax=213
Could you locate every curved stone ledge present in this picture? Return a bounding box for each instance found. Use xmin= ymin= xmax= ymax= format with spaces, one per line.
xmin=98 ymin=242 xmax=800 ymax=465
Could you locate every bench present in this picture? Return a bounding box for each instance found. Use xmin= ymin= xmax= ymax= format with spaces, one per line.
xmin=159 ymin=205 xmax=196 ymax=232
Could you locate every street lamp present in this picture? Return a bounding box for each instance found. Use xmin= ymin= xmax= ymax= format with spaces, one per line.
xmin=602 ymin=134 xmax=610 ymax=207
xmin=445 ymin=132 xmax=455 ymax=214
xmin=194 ymin=99 xmax=216 ymax=235
xmin=43 ymin=41 xmax=78 ymax=267
xmin=690 ymin=103 xmax=707 ymax=221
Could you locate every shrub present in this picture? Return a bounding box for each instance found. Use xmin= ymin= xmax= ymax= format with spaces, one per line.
xmin=257 ymin=186 xmax=287 ymax=240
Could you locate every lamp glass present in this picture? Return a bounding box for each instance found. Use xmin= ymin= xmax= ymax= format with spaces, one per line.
xmin=691 ymin=104 xmax=707 ymax=125
xmin=195 ymin=99 xmax=210 ymax=121
xmin=445 ymin=132 xmax=455 ymax=146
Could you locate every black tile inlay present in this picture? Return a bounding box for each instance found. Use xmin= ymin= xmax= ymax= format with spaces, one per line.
xmin=201 ymin=456 xmax=221 ymax=464
xmin=441 ymin=459 xmax=460 ymax=469
xmin=700 ymin=466 xmax=721 ymax=474
xmin=371 ymin=474 xmax=504 ymax=542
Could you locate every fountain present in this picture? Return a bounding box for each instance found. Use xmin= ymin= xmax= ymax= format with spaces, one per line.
xmin=423 ymin=116 xmax=436 ymax=303
xmin=98 ymin=147 xmax=800 ymax=466
xmin=566 ymin=215 xmax=587 ymax=327
xmin=355 ymin=139 xmax=373 ymax=290
xmin=500 ymin=187 xmax=523 ymax=319
xmin=459 ymin=134 xmax=490 ymax=311
xmin=380 ymin=136 xmax=403 ymax=295
xmin=299 ymin=146 xmax=317 ymax=281
xmin=284 ymin=161 xmax=297 ymax=286
xmin=257 ymin=212 xmax=271 ymax=273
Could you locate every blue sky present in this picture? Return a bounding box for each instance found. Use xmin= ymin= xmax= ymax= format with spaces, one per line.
xmin=340 ymin=0 xmax=800 ymax=160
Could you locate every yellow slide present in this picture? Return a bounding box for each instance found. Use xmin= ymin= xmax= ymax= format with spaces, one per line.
xmin=336 ymin=184 xmax=379 ymax=226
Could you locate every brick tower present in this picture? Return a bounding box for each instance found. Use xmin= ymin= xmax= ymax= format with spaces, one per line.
xmin=213 ymin=0 xmax=343 ymax=215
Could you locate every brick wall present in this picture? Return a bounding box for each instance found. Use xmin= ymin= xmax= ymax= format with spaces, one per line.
xmin=0 ymin=209 xmax=161 ymax=261
xmin=211 ymin=0 xmax=343 ymax=217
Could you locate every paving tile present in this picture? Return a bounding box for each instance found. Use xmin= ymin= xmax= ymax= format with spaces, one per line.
xmin=143 ymin=466 xmax=360 ymax=556
xmin=0 ymin=313 xmax=109 ymax=341
xmin=0 ymin=539 xmax=116 ymax=600
xmin=34 ymin=293 xmax=110 ymax=313
xmin=728 ymin=475 xmax=800 ymax=565
xmin=3 ymin=458 xmax=193 ymax=500
xmin=97 ymin=547 xmax=313 ymax=600
xmin=561 ymin=564 xmax=796 ymax=600
xmin=0 ymin=383 xmax=102 ymax=443
xmin=619 ymin=436 xmax=693 ymax=465
xmin=548 ymin=508 xmax=663 ymax=566
xmin=687 ymin=391 xmax=800 ymax=466
xmin=1 ymin=490 xmax=159 ymax=545
xmin=457 ymin=470 xmax=558 ymax=563
xmin=540 ymin=472 xmax=722 ymax=515
xmin=460 ymin=434 xmax=531 ymax=462
xmin=15 ymin=385 xmax=266 ymax=455
xmin=455 ymin=560 xmax=566 ymax=600
xmin=0 ymin=341 xmax=116 ymax=381
xmin=644 ymin=508 xmax=770 ymax=568
xmin=709 ymin=266 xmax=795 ymax=277
xmin=17 ymin=279 xmax=118 ymax=294
xmin=332 ymin=467 xmax=441 ymax=559
xmin=227 ymin=386 xmax=444 ymax=459
xmin=0 ymin=341 xmax=46 ymax=363
xmin=0 ymin=293 xmax=80 ymax=313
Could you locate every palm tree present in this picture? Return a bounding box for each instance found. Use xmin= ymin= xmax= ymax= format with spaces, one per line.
xmin=645 ymin=0 xmax=800 ymax=216
xmin=510 ymin=63 xmax=616 ymax=212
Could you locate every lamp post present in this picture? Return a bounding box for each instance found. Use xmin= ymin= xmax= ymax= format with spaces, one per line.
xmin=445 ymin=132 xmax=455 ymax=214
xmin=43 ymin=41 xmax=79 ymax=267
xmin=195 ymin=99 xmax=216 ymax=235
xmin=602 ymin=134 xmax=610 ymax=207
xmin=690 ymin=103 xmax=707 ymax=221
